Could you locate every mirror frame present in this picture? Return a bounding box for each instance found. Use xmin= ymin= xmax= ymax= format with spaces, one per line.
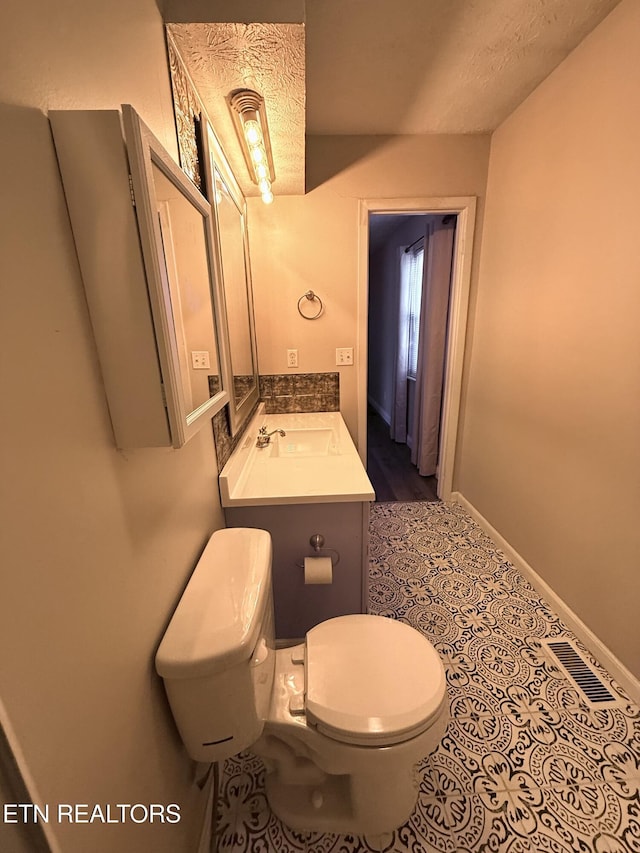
xmin=202 ymin=121 xmax=260 ymax=436
xmin=122 ymin=105 xmax=232 ymax=447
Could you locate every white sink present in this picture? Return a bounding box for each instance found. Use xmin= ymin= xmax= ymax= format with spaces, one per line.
xmin=269 ymin=428 xmax=339 ymax=458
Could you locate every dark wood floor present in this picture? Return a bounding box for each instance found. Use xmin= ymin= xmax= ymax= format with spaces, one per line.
xmin=366 ymin=409 xmax=439 ymax=503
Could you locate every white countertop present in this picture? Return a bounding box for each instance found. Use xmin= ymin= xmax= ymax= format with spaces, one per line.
xmin=219 ymin=407 xmax=375 ymax=507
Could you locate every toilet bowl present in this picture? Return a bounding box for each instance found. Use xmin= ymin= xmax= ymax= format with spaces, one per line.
xmin=155 ymin=528 xmax=449 ymax=835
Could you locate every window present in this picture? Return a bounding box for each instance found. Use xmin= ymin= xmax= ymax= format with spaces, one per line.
xmin=405 ymin=244 xmax=424 ymax=380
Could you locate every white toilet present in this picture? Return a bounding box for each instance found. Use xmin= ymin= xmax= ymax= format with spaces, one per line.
xmin=156 ymin=527 xmax=449 ymax=835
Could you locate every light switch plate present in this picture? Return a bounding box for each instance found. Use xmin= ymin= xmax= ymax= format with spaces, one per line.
xmin=335 ymin=347 xmax=353 ymax=365
xmin=191 ymin=351 xmax=210 ymax=369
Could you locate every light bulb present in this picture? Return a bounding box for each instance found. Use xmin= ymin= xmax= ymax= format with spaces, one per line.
xmin=255 ymin=163 xmax=268 ymax=180
xmin=250 ymin=145 xmax=265 ymax=164
xmin=261 ymin=189 xmax=274 ymax=204
xmin=258 ymin=178 xmax=271 ymax=194
xmin=243 ymin=119 xmax=261 ymax=147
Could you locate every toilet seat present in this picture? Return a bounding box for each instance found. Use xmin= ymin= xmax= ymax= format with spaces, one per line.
xmin=304 ymin=614 xmax=447 ymax=747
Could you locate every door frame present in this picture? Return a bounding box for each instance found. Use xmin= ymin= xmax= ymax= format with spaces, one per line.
xmin=0 ymin=698 xmax=61 ymax=852
xmin=357 ymin=196 xmax=477 ymax=501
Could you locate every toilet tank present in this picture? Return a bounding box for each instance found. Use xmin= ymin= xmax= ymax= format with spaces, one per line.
xmin=155 ymin=527 xmax=275 ymax=762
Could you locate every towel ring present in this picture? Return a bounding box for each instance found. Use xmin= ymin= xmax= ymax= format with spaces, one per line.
xmin=297 ymin=290 xmax=323 ymax=320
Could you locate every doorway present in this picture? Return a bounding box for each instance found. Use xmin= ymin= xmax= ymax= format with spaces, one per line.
xmin=367 ymin=213 xmax=455 ymax=502
xmin=356 ymin=197 xmax=477 ymax=502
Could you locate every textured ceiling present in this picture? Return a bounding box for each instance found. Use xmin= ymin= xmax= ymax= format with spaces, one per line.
xmin=305 ymin=0 xmax=621 ymax=134
xmin=168 ymin=23 xmax=305 ymax=196
xmin=167 ymin=0 xmax=621 ymax=196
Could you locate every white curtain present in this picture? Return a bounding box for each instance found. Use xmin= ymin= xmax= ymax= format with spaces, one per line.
xmin=410 ymin=219 xmax=456 ymax=476
xmin=390 ymin=246 xmax=420 ymax=442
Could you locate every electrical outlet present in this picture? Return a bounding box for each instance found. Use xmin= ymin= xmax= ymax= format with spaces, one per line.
xmin=191 ymin=350 xmax=211 ymax=369
xmin=335 ymin=347 xmax=354 ymax=366
xmin=287 ymin=349 xmax=298 ymax=368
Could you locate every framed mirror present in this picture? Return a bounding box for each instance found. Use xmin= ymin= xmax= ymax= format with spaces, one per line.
xmin=204 ymin=124 xmax=260 ymax=435
xmin=122 ymin=105 xmax=232 ymax=447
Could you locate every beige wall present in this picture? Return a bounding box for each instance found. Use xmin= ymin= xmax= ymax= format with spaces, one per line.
xmin=247 ymin=134 xmax=491 ymax=440
xmin=457 ymin=0 xmax=640 ymax=677
xmin=0 ymin=2 xmax=225 ymax=851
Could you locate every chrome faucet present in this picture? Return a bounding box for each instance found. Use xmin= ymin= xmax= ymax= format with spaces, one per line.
xmin=256 ymin=426 xmax=286 ymax=448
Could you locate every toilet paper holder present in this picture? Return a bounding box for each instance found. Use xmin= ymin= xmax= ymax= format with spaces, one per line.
xmin=295 ymin=534 xmax=341 ymax=569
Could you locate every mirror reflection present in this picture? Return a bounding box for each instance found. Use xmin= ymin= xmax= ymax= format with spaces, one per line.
xmin=152 ymin=162 xmax=222 ymax=416
xmin=214 ymin=167 xmax=256 ymax=408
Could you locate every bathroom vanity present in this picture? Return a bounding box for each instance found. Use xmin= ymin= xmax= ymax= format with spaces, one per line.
xmin=220 ymin=407 xmax=375 ymax=639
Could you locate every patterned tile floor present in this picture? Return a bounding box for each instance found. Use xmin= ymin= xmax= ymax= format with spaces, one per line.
xmin=215 ymin=502 xmax=640 ymax=852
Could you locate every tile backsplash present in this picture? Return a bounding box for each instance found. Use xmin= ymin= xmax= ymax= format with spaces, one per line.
xmin=212 ymin=406 xmax=238 ymax=472
xmin=213 ymin=372 xmax=340 ymax=472
xmin=259 ymin=372 xmax=339 ymax=414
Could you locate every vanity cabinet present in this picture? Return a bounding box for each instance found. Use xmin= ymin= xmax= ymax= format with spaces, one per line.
xmin=220 ymin=409 xmax=375 ymax=640
xmin=225 ymin=501 xmax=370 ymax=641
xmin=50 ymin=106 xmax=231 ymax=448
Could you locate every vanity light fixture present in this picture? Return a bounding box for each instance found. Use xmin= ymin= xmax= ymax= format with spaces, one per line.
xmin=228 ymin=89 xmax=276 ymax=204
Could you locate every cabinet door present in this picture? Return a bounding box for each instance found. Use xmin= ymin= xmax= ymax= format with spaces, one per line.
xmin=50 ymin=106 xmax=231 ymax=448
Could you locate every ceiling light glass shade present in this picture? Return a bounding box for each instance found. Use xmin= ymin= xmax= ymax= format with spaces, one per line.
xmin=243 ymin=119 xmax=261 ymax=147
xmin=228 ymin=89 xmax=276 ymax=205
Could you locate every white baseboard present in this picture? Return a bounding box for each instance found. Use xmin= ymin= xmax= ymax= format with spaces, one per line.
xmin=451 ymin=491 xmax=640 ymax=705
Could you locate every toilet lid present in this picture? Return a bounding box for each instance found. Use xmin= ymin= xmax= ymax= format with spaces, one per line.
xmin=305 ymin=615 xmax=447 ymax=746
